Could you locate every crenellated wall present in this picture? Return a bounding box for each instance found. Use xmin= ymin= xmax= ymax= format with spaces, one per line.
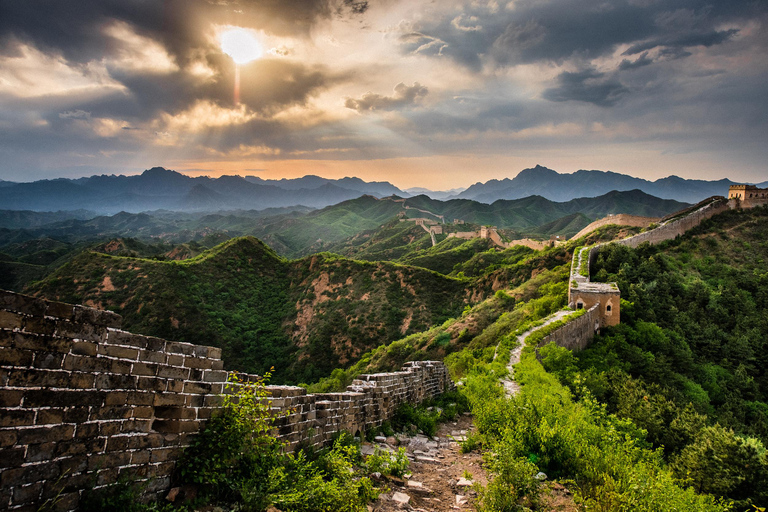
xmin=538 ymin=304 xmax=601 ymax=352
xmin=0 ymin=289 xmax=453 ymax=511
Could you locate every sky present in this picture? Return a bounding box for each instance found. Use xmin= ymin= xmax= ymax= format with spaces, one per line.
xmin=0 ymin=0 xmax=766 ymax=190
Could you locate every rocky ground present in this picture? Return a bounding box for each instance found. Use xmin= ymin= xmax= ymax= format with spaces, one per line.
xmin=366 ymin=414 xmax=578 ymax=512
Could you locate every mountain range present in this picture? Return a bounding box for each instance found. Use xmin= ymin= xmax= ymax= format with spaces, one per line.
xmin=0 ymin=168 xmax=408 ymax=214
xmin=452 ymin=165 xmax=767 ymax=204
xmin=0 ymin=165 xmax=760 ymax=213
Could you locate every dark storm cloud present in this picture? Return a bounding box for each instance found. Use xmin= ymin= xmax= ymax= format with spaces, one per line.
xmin=618 ymin=52 xmax=653 ymax=71
xmin=543 ymin=69 xmax=629 ymax=107
xmin=400 ymin=0 xmax=763 ymax=71
xmin=345 ymin=82 xmax=428 ymax=112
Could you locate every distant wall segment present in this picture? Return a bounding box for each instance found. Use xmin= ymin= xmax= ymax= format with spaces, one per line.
xmin=0 ymin=289 xmax=453 ymax=511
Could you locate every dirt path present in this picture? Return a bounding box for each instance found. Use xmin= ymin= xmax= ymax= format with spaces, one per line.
xmin=498 ymin=309 xmax=572 ymax=397
xmin=368 ymin=413 xmax=487 ymax=511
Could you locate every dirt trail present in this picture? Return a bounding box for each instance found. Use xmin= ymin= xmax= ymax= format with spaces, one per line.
xmin=369 ymin=413 xmax=487 ymax=512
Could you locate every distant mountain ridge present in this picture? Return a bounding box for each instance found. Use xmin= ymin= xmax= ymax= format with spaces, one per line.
xmin=0 ymin=167 xmax=411 ymax=214
xmin=453 ymin=165 xmax=758 ymax=204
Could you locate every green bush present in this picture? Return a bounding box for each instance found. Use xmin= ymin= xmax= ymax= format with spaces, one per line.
xmin=365 ymin=447 xmax=410 ymax=477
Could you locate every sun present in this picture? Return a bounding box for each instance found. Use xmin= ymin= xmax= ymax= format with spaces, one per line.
xmin=219 ymin=27 xmax=263 ymax=65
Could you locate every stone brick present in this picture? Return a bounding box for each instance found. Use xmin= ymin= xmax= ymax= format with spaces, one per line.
xmin=0 ymin=389 xmax=23 ymax=407
xmin=14 ymin=333 xmax=71 ymax=354
xmin=139 ymin=349 xmax=166 ymax=364
xmin=166 ymin=354 xmax=183 ymax=366
xmin=202 ymin=370 xmax=228 ymax=383
xmin=155 ymin=406 xmax=195 ymax=420
xmin=127 ymin=433 xmax=164 ymax=450
xmin=126 ymin=391 xmax=153 ymax=406
xmin=166 ymin=379 xmax=184 ymax=393
xmin=121 ymin=419 xmax=152 ymax=433
xmin=132 ymin=362 xmax=157 ymax=376
xmin=0 ymin=428 xmax=18 ymax=447
xmin=72 ymin=305 xmax=122 ymax=329
xmin=137 ymin=376 xmax=167 ymax=392
xmin=0 ymin=291 xmax=47 ymax=317
xmin=0 ymin=310 xmax=23 ymax=329
xmin=207 ymin=347 xmax=223 ymax=360
xmin=94 ymin=373 xmax=137 ymax=390
xmin=68 ymin=372 xmax=95 ymax=389
xmin=145 ymin=337 xmax=166 ymax=352
xmin=93 ymin=406 xmax=132 ymax=421
xmin=17 ymin=424 xmax=75 ymax=444
xmin=106 ymin=329 xmax=148 ymax=348
xmin=183 ymin=356 xmax=212 ymax=370
xmin=149 ymin=447 xmax=182 ymax=462
xmin=12 ymin=481 xmax=43 ymax=505
xmin=36 ymin=408 xmax=64 ymax=425
xmin=32 ymin=351 xmax=64 ymax=369
xmin=0 ymin=409 xmax=35 ymax=427
xmin=25 ymin=389 xmax=105 ymax=408
xmin=166 ymin=342 xmax=195 ymax=356
xmin=23 ymin=316 xmax=56 ymax=336
xmin=7 ymin=368 xmax=69 ymax=388
xmin=154 ymin=393 xmax=186 ymax=407
xmin=26 ymin=442 xmax=56 ymax=462
xmin=132 ymin=406 xmax=154 ymax=419
xmin=183 ymin=381 xmax=212 ymax=394
xmin=71 ymin=341 xmax=98 ymax=357
xmin=101 ymin=345 xmax=140 ymax=360
xmin=106 ymin=436 xmax=129 ymax=452
xmin=0 ymin=347 xmax=34 ymax=366
xmin=185 ymin=395 xmax=204 ymax=408
xmin=211 ymin=359 xmax=224 ymax=371
xmin=157 ymin=365 xmax=189 ymax=380
xmin=62 ymin=354 xmax=111 ymax=373
xmin=46 ymin=300 xmax=74 ymax=320
xmin=0 ymin=447 xmax=27 ymax=468
xmin=0 ymin=467 xmax=26 ymax=487
xmin=74 ymin=421 xmax=100 ymax=439
xmin=130 ymin=450 xmax=151 ymax=465
xmin=152 ymin=419 xmax=199 ymax=434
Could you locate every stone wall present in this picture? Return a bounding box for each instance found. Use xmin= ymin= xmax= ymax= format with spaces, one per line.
xmin=0 ymin=289 xmax=453 ymax=511
xmin=538 ymin=305 xmax=600 ymax=352
xmin=571 ymin=214 xmax=660 ymax=241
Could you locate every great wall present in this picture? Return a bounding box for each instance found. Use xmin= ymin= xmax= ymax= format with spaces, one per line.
xmin=2 ymin=184 xmax=766 ymax=510
xmin=0 ymin=289 xmax=453 ymax=511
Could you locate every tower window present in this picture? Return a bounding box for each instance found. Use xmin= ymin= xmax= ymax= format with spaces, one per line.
xmin=606 ymin=305 xmax=612 ymax=312
xmin=576 ymin=302 xmax=583 ymax=310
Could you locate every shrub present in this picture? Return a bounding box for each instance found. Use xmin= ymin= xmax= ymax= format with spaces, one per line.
xmin=365 ymin=447 xmax=410 ymax=477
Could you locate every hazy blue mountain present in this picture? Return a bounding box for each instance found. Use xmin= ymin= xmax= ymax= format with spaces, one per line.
xmin=454 ymin=165 xmax=746 ymax=204
xmin=404 ymin=187 xmax=467 ymax=200
xmin=0 ymin=167 xmax=409 ymax=213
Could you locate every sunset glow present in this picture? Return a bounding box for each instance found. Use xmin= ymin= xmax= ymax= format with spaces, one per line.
xmin=219 ymin=28 xmax=263 ymax=65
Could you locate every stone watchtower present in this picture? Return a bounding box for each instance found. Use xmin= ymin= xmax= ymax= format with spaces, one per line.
xmin=729 ymin=184 xmax=768 ymax=209
xmin=568 ymin=246 xmax=620 ymax=328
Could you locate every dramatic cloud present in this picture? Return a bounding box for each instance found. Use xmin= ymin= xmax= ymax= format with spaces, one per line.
xmin=345 ymin=82 xmax=428 ymax=112
xmin=543 ymin=69 xmax=629 ymax=107
xmin=0 ymin=0 xmax=766 ymax=186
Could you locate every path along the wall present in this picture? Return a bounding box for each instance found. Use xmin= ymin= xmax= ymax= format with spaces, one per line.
xmin=0 ymin=289 xmax=453 ymax=511
xmin=506 ymin=196 xmax=734 ymax=372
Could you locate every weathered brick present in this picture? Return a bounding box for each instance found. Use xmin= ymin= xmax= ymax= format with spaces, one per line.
xmin=149 ymin=447 xmax=182 ymax=462
xmin=24 ymin=389 xmax=105 ymax=408
xmin=93 ymin=406 xmax=132 ymax=421
xmin=152 ymin=419 xmax=200 ymax=434
xmin=0 ymin=310 xmax=24 ymax=329
xmin=110 ymin=359 xmax=133 ymax=374
xmin=211 ymin=359 xmax=225 ymax=371
xmin=0 ymin=409 xmax=35 ymax=427
xmin=14 ymin=333 xmax=71 ymax=354
xmin=126 ymin=391 xmax=153 ymax=406
xmin=157 ymin=366 xmax=189 ymax=380
xmin=207 ymin=346 xmax=223 ymax=360
xmin=166 ymin=354 xmax=183 ymax=366
xmin=106 ymin=329 xmax=147 ymax=348
xmin=0 ymin=428 xmax=18 ymax=447
xmin=12 ymin=481 xmax=43 ymax=505
xmin=59 ymin=455 xmax=88 ymax=475
xmin=145 ymin=336 xmax=166 ymax=352
xmin=26 ymin=442 xmax=56 ymax=462
xmin=68 ymin=372 xmax=95 ymax=389
xmin=183 ymin=381 xmax=212 ymax=394
xmin=166 ymin=342 xmax=194 ymax=356
xmin=36 ymin=408 xmax=64 ymax=425
xmin=105 ymin=391 xmax=128 ymax=406
xmin=74 ymin=421 xmax=100 ymax=439
xmin=154 ymin=394 xmax=185 ymax=407
xmin=132 ymin=406 xmax=154 ymax=419
xmin=1 ymin=291 xmax=47 ymax=317
xmin=0 ymin=346 xmax=34 ymax=366
xmin=106 ymin=436 xmax=129 ymax=452
xmin=55 ymin=320 xmax=106 ymax=342
xmin=71 ymin=341 xmax=97 ymax=356
xmin=121 ymin=419 xmax=152 ymax=433
xmin=0 ymin=447 xmax=27 ymax=468
xmin=131 ymin=362 xmax=157 ymax=376
xmin=98 ymin=421 xmax=122 ymax=436
xmin=23 ymin=316 xmax=56 ymax=336
xmin=192 ymin=345 xmax=209 ymax=358
xmin=154 ymin=406 xmax=195 ymax=420
xmin=166 ymin=379 xmax=184 ymax=393
xmin=32 ymin=351 xmax=64 ymax=369
xmin=101 ymin=345 xmax=139 ymax=360
xmin=0 ymin=389 xmax=24 ymax=407
xmin=88 ymin=451 xmax=130 ymax=470
xmin=45 ymin=300 xmax=74 ymax=320
xmin=202 ymin=370 xmax=228 ymax=383
xmin=130 ymin=450 xmax=151 ymax=465
xmin=189 ymin=369 xmax=204 ymax=381
xmin=17 ymin=424 xmax=75 ymax=444
xmin=127 ymin=433 xmax=164 ymax=450
xmin=137 ymin=376 xmax=167 ymax=392
xmin=72 ymin=306 xmax=122 ymax=329
xmin=95 ymin=373 xmax=137 ymax=390
xmin=185 ymin=395 xmax=204 ymax=408
xmin=7 ymin=368 xmax=69 ymax=388
xmin=139 ymin=349 xmax=166 ymax=364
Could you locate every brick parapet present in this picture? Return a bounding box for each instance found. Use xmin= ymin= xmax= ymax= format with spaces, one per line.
xmin=0 ymin=289 xmax=454 ymax=511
